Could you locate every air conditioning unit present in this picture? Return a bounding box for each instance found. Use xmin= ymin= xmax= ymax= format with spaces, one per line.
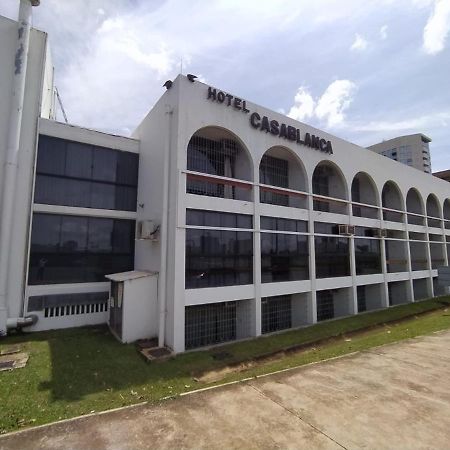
xmin=338 ymin=225 xmax=355 ymax=236
xmin=137 ymin=220 xmax=159 ymax=241
xmin=374 ymin=228 xmax=387 ymax=238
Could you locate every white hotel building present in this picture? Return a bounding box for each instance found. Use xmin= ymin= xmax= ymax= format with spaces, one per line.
xmin=1 ymin=2 xmax=450 ymax=352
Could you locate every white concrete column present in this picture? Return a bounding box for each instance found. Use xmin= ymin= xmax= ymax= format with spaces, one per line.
xmin=0 ymin=0 xmax=37 ymax=335
xmin=253 ymin=180 xmax=262 ymax=337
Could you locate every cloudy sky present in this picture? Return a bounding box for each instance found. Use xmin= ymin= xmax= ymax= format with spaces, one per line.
xmin=1 ymin=0 xmax=450 ymax=170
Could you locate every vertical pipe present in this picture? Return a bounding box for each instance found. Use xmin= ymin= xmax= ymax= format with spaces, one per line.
xmin=158 ymin=105 xmax=173 ymax=347
xmin=0 ymin=0 xmax=36 ymax=334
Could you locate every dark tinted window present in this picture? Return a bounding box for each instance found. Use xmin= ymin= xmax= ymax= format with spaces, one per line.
xmin=35 ymin=135 xmax=139 ymax=211
xmin=315 ymin=236 xmax=350 ymax=278
xmin=355 ymin=238 xmax=382 ymax=275
xmin=185 ymin=229 xmax=253 ymax=288
xmin=261 ymin=216 xmax=307 ymax=233
xmin=186 ymin=209 xmax=252 ymax=229
xmin=261 ymin=233 xmax=309 ymax=283
xmin=28 ymin=213 xmax=135 ymax=284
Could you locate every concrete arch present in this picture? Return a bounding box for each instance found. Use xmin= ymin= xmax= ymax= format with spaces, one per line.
xmin=426 ymin=193 xmax=441 ymax=218
xmin=406 ymin=188 xmax=425 ymax=215
xmin=351 ymin=171 xmax=379 ymax=219
xmin=351 ymin=172 xmax=379 ymax=206
xmin=406 ymin=188 xmax=425 ymax=225
xmin=186 ymin=126 xmax=254 ymax=182
xmin=382 ymin=180 xmax=403 ymax=211
xmin=258 ymin=145 xmax=308 ymax=192
xmin=312 ymin=160 xmax=348 ymax=200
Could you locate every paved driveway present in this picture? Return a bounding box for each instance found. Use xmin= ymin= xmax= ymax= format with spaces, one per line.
xmin=2 ymin=330 xmax=450 ymax=450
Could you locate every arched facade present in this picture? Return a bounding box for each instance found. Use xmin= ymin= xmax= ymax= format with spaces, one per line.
xmin=406 ymin=188 xmax=425 ymax=225
xmin=259 ymin=146 xmax=308 ymax=209
xmin=312 ymin=161 xmax=348 ymax=214
xmin=382 ymin=181 xmax=404 ymax=222
xmin=351 ymin=172 xmax=379 ymax=219
xmin=186 ymin=126 xmax=253 ymax=201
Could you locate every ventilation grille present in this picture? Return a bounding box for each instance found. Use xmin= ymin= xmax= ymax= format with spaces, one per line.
xmin=44 ymin=301 xmax=108 ymax=318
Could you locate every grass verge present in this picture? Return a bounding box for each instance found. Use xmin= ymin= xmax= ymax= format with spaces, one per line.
xmin=0 ymin=297 xmax=449 ymax=434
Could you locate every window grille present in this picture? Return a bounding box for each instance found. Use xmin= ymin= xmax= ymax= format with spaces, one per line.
xmin=187 ymin=136 xmax=240 ymax=199
xmin=317 ymin=290 xmax=334 ymax=321
xmin=357 ymin=286 xmax=366 ymax=312
xmin=259 ymin=155 xmax=289 ymax=206
xmin=185 ymin=302 xmax=237 ymax=349
xmin=261 ymin=295 xmax=292 ymax=334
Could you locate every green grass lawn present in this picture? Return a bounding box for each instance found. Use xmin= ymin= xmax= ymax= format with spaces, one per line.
xmin=1 ymin=297 xmax=449 ymax=434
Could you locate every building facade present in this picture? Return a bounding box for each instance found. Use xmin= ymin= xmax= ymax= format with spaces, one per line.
xmin=1 ymin=7 xmax=450 ymax=352
xmin=368 ymin=133 xmax=433 ymax=173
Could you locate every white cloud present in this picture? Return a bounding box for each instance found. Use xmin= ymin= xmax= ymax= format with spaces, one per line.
xmin=288 ymin=80 xmax=357 ymax=128
xmin=350 ymin=33 xmax=368 ymax=51
xmin=423 ymin=0 xmax=450 ymax=54
xmin=287 ymin=87 xmax=315 ymax=121
xmin=380 ymin=25 xmax=388 ymax=40
xmin=316 ymin=80 xmax=357 ymax=127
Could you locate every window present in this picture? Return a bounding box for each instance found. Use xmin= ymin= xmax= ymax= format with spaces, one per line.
xmin=355 ymin=238 xmax=382 ymax=275
xmin=259 ymin=155 xmax=289 ymax=206
xmin=35 ymin=135 xmax=139 ymax=211
xmin=28 ymin=213 xmax=135 ymax=284
xmin=185 ymin=229 xmax=253 ymax=288
xmin=357 ymin=286 xmax=366 ymax=312
xmin=186 ymin=210 xmax=252 ymax=229
xmin=185 ymin=302 xmax=236 ymax=349
xmin=261 ymin=233 xmax=309 ymax=283
xmin=315 ymin=236 xmax=350 ymax=278
xmin=260 ymin=216 xmax=307 ymax=233
xmin=261 ymin=295 xmax=292 ymax=334
xmin=317 ymin=290 xmax=334 ymax=321
xmin=186 ymin=135 xmax=247 ymax=199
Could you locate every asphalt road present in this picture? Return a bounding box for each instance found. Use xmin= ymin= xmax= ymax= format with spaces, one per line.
xmin=1 ymin=330 xmax=450 ymax=450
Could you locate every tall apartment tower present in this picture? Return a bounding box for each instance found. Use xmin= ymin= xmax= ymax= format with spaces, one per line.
xmin=367 ymin=133 xmax=432 ymax=173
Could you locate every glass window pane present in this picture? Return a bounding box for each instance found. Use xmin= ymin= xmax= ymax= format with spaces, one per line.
xmin=186 ymin=209 xmax=204 ymax=226
xmin=36 ymin=136 xmax=66 ymax=175
xmin=117 ymin=152 xmax=139 ymax=186
xmin=88 ymin=218 xmax=113 ymax=253
xmin=65 ymin=141 xmax=93 ymax=179
xmin=92 ymin=147 xmax=117 ymax=182
xmin=60 ymin=216 xmax=88 ymax=253
xmin=91 ymin=183 xmax=115 ymax=210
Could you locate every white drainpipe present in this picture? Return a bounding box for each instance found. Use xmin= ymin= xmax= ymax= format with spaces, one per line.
xmin=157 ymin=105 xmax=173 ymax=348
xmin=0 ymin=0 xmax=40 ymax=335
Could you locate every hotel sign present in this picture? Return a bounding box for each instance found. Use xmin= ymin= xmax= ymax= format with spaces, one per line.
xmin=206 ymin=87 xmax=333 ymax=154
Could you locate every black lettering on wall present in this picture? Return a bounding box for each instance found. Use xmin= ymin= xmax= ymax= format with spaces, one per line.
xmin=207 ymin=87 xmax=217 ymax=100
xmin=217 ymin=91 xmax=225 ymax=103
xmin=279 ymin=124 xmax=287 ymax=138
xmin=225 ymin=93 xmax=233 ymax=106
xmin=270 ymin=120 xmax=280 ymax=135
xmin=250 ymin=112 xmax=261 ymax=128
xmin=234 ymin=97 xmax=242 ymax=110
xmin=261 ymin=116 xmax=270 ymax=133
xmin=287 ymin=126 xmax=296 ymax=141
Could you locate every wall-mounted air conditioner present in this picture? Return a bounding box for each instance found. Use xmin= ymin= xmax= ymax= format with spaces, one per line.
xmin=137 ymin=220 xmax=160 ymax=241
xmin=338 ymin=225 xmax=355 ymax=236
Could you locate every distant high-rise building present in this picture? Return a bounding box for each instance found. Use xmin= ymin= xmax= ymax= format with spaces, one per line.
xmin=367 ymin=133 xmax=432 ymax=173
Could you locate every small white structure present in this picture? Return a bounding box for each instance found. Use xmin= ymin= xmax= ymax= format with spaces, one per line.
xmin=105 ymin=271 xmax=158 ymax=343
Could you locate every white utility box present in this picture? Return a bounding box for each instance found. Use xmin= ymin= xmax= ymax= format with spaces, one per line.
xmin=105 ymin=270 xmax=158 ymax=343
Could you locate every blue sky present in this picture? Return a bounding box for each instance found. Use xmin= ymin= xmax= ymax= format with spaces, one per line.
xmin=1 ymin=0 xmax=450 ymax=170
